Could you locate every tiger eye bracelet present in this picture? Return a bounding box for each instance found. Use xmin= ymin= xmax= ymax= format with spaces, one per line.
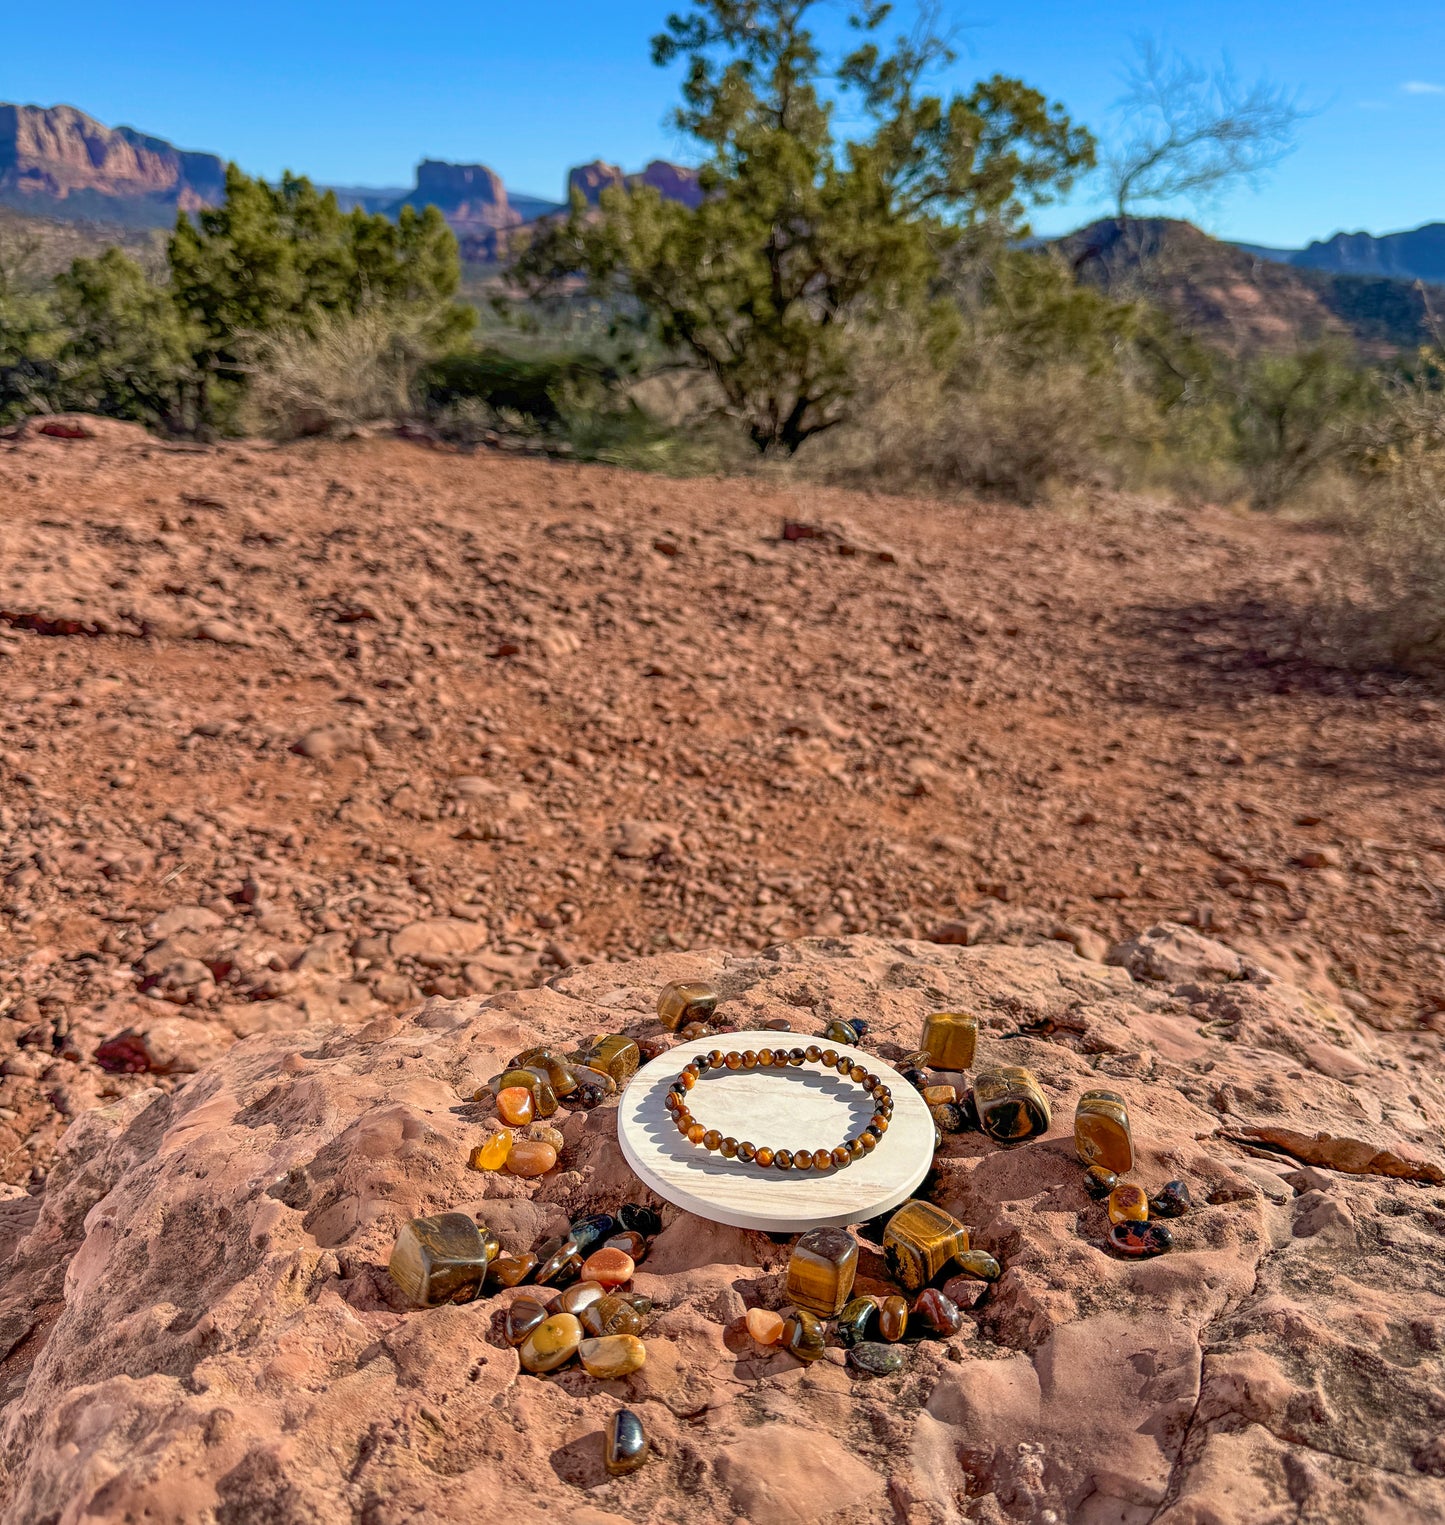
xmin=663 ymin=1045 xmax=894 ymax=1170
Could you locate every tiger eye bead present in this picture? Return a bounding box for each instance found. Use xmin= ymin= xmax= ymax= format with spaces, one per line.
xmin=757 ymin=1048 xmax=774 ymax=1066
xmin=792 ymin=1148 xmax=812 ymax=1170
xmin=707 ymin=1048 xmax=725 ymax=1069
xmin=741 ymin=1050 xmax=758 ymax=1068
xmin=781 ymin=1308 xmax=827 ymax=1362
xmin=785 ymin=1227 xmax=858 ymax=1317
xmin=686 ymin=1124 xmax=706 ymax=1145
xmin=756 ymin=1147 xmax=775 ymax=1168
xmin=804 ymin=1045 xmax=822 ymax=1062
xmin=812 ymin=1148 xmax=832 ymax=1170
xmin=388 ymin=1213 xmax=494 ymax=1307
xmin=720 ymin=1137 xmax=739 ymax=1158
xmin=789 ymin=1048 xmax=806 ymax=1065
xmin=774 ymin=1149 xmax=794 ymax=1170
xmin=920 ymin=1011 xmax=979 ymax=1072
xmin=702 ymin=1129 xmax=723 ymax=1151
xmin=737 ymin=1141 xmax=757 ymax=1163
xmin=973 ymin=1066 xmax=1051 ymax=1143
xmin=1074 ymin=1089 xmax=1134 ymax=1174
xmin=878 ymin=1295 xmax=909 ymax=1342
xmin=1108 ymin=1184 xmax=1150 ymax=1225
xmin=724 ymin=1051 xmax=743 ymax=1070
xmin=657 ymin=979 xmax=719 ymax=1031
xmin=830 ymin=1145 xmax=851 ymax=1168
xmin=882 ymin=1201 xmax=971 ymax=1293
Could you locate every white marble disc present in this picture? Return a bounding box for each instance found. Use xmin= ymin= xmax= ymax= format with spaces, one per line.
xmin=617 ymin=1030 xmax=934 ymax=1232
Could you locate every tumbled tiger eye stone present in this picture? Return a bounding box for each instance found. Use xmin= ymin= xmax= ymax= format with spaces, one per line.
xmin=973 ymin=1066 xmax=1051 ymax=1143
xmin=1074 ymin=1088 xmax=1134 ymax=1174
xmin=519 ymin=1068 xmax=560 ymax=1116
xmin=1110 ymin=1221 xmax=1173 ymax=1258
xmin=582 ymin=1248 xmax=635 ymax=1287
xmin=785 ymin=1227 xmax=858 ymax=1317
xmin=931 ymin=1102 xmax=969 ymax=1134
xmin=505 ymin=1295 xmax=551 ymax=1346
xmin=532 ymin=1055 xmax=580 ymax=1096
xmin=572 ymin=1064 xmax=618 ymax=1096
xmin=953 ymin=1249 xmax=1001 ymax=1282
xmin=848 ymin=1341 xmax=907 ymax=1376
xmin=746 ymin=1307 xmax=785 ymax=1345
xmin=1108 ymin=1184 xmax=1149 ymax=1225
xmin=535 ymin=1241 xmax=584 ymax=1287
xmin=388 ymin=1212 xmax=494 ymax=1307
xmin=1084 ymin=1165 xmax=1119 ymax=1199
xmin=572 ymin=1083 xmax=606 ymax=1109
xmin=581 ymin=1294 xmax=645 ymax=1339
xmin=878 ymin=1294 xmax=909 ymax=1342
xmin=882 ymin=1201 xmax=970 ymax=1293
xmin=505 ymin=1140 xmax=558 ymax=1178
xmin=836 ymin=1296 xmax=878 ymax=1348
xmin=470 ymin=1129 xmax=513 ymax=1171
xmin=657 ymin=979 xmax=719 ymax=1031
xmin=487 ymin=1251 xmax=538 ymax=1289
xmin=912 ymin=1288 xmax=963 ymax=1337
xmin=604 ymin=1230 xmax=649 ymax=1262
xmin=583 ymin=1034 xmax=641 ymax=1084
xmin=1150 ymin=1180 xmax=1192 ymax=1218
xmin=922 ymin=1084 xmax=958 ymax=1106
xmin=555 ymin=1280 xmax=607 ymax=1315
xmin=920 ymin=1012 xmax=979 ymax=1072
xmin=495 ymin=1086 xmax=536 ymax=1127
xmin=781 ymin=1308 xmax=827 ymax=1362
xmin=579 ymin=1333 xmax=647 ymax=1379
xmin=604 ymin=1409 xmax=649 ymax=1476
xmin=821 ymin=1019 xmax=859 ymax=1044
xmin=519 ymin=1312 xmax=583 ymax=1373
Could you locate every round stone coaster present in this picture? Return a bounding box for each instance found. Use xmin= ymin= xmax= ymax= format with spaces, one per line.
xmin=617 ymin=1030 xmax=934 ymax=1232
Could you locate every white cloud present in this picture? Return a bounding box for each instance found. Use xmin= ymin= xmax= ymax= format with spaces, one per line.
xmin=1401 ymin=80 xmax=1445 ymax=95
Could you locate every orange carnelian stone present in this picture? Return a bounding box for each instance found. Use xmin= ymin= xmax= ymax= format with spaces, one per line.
xmin=496 ymin=1086 xmax=536 ymax=1126
xmin=580 ymin=1247 xmax=635 ymax=1287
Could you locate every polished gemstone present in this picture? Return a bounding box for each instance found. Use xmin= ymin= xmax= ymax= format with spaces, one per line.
xmin=572 ymin=1083 xmax=606 ymax=1109
xmin=774 ymin=1149 xmax=795 ymax=1170
xmin=878 ymin=1294 xmax=909 ymax=1342
xmin=755 ymin=1148 xmax=776 ymax=1168
xmin=615 ymin=1201 xmax=661 ymax=1238
xmin=922 ymin=1084 xmax=958 ymax=1106
xmin=567 ymin=1214 xmax=619 ymax=1254
xmin=535 ymin=1242 xmax=584 ymax=1287
xmin=519 ymin=1067 xmax=560 ymax=1116
xmin=1108 ymin=1184 xmax=1149 ymax=1225
xmin=746 ymin=1307 xmax=785 ymax=1345
xmin=487 ymin=1252 xmax=538 ymax=1289
xmin=792 ymin=1148 xmax=812 ymax=1170
xmin=1074 ymin=1089 xmax=1134 ymax=1174
xmin=782 ymin=1308 xmax=827 ymax=1362
xmin=1109 ymin=1221 xmax=1173 ymax=1257
xmin=912 ymin=1288 xmax=963 ymax=1337
xmin=583 ymin=1034 xmax=641 ymax=1084
xmin=821 ymin=1018 xmax=859 ymax=1044
xmin=1150 ymin=1180 xmax=1193 ymax=1218
xmin=388 ymin=1213 xmax=494 ymax=1306
xmin=882 ymin=1201 xmax=970 ymax=1293
xmin=604 ymin=1230 xmax=649 ymax=1262
xmin=495 ymin=1086 xmax=536 ymax=1127
xmin=470 ymin=1129 xmax=513 ymax=1171
xmin=526 ymin=1124 xmax=566 ymax=1153
xmin=604 ymin=1409 xmax=649 ymax=1476
xmin=519 ymin=1312 xmax=583 ymax=1373
xmin=973 ymin=1066 xmax=1051 ymax=1143
xmin=581 ymin=1294 xmax=645 ymax=1339
xmin=657 ymin=979 xmax=719 ymax=1031
xmin=953 ymin=1249 xmax=1002 ymax=1281
xmin=504 ymin=1295 xmax=551 ymax=1346
xmin=920 ymin=1012 xmax=979 ymax=1072
xmin=931 ymin=1102 xmax=969 ymax=1134
xmin=1084 ymin=1165 xmax=1119 ymax=1200
xmin=848 ymin=1341 xmax=907 ymax=1376
xmin=581 ymin=1247 xmax=635 ymax=1287
xmin=505 ymin=1140 xmax=558 ymax=1178
xmin=555 ymin=1280 xmax=607 ymax=1315
xmin=571 ymin=1064 xmax=617 ymax=1095
xmin=836 ymin=1296 xmax=878 ymax=1348
xmin=579 ymin=1333 xmax=647 ymax=1379
xmin=535 ymin=1055 xmax=579 ymax=1096
xmin=614 ymin=1292 xmax=654 ymax=1315
xmin=785 ymin=1227 xmax=859 ymax=1317
xmin=958 ymin=1089 xmax=980 ymax=1131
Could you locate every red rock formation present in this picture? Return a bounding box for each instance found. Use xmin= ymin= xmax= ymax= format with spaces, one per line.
xmin=0 ymin=103 xmax=225 ymax=223
xmin=568 ymin=157 xmax=702 ymax=209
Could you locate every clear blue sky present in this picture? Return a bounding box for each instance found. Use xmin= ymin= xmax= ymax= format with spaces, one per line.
xmin=3 ymin=1 xmax=1442 ymax=247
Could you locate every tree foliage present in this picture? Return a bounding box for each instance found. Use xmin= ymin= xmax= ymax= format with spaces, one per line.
xmin=514 ymin=0 xmax=1093 ymax=452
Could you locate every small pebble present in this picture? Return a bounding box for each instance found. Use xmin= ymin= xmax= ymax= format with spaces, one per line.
xmin=579 ymin=1333 xmax=647 ymax=1378
xmin=953 ymin=1249 xmax=1001 ymax=1282
xmin=505 ymin=1140 xmax=557 ymax=1178
xmin=1084 ymin=1165 xmax=1119 ymax=1200
xmin=848 ymin=1341 xmax=907 ymax=1376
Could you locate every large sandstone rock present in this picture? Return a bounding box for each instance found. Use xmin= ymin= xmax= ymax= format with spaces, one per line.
xmin=1 ymin=934 xmax=1443 ymax=1523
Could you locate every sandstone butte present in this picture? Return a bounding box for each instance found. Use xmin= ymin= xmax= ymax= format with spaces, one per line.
xmin=0 ymin=929 xmax=1442 ymax=1523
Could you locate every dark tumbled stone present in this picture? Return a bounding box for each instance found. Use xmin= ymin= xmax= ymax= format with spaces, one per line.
xmin=1109 ymin=1221 xmax=1174 ymax=1258
xmin=911 ymin=1288 xmax=963 ymax=1337
xmin=848 ymin=1340 xmax=907 ymax=1376
xmin=1084 ymin=1165 xmax=1119 ymax=1200
xmin=836 ymin=1296 xmax=877 ymax=1348
xmin=387 ymin=1212 xmax=492 ymax=1307
xmin=617 ymin=1203 xmax=663 ymax=1236
xmin=1149 ymin=1180 xmax=1193 ymax=1218
xmin=567 ymin=1213 xmax=619 ymax=1253
xmin=604 ymin=1408 xmax=649 ymax=1476
xmin=782 ymin=1308 xmax=827 ymax=1362
xmin=536 ymin=1242 xmax=585 ymax=1287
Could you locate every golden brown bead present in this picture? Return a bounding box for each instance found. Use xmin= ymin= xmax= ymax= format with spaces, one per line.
xmin=504 ymin=1295 xmax=551 ymax=1346
xmin=792 ymin=1148 xmax=812 ymax=1171
xmin=812 ymin=1148 xmax=832 ymax=1170
xmin=702 ymin=1129 xmax=722 ymax=1151
xmin=756 ymin=1147 xmax=775 ymax=1168
xmin=774 ymin=1149 xmax=794 ymax=1170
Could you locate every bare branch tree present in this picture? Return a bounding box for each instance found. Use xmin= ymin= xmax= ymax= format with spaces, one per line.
xmin=1108 ymin=39 xmax=1302 ymax=225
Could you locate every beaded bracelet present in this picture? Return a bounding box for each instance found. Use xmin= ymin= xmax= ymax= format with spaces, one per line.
xmin=663 ymin=1044 xmax=894 ymax=1171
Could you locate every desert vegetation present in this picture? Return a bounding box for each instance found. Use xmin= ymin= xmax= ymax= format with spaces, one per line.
xmin=1 ymin=2 xmax=1444 ymax=669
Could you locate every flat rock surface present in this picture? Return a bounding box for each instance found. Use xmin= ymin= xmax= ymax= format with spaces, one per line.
xmin=2 ymin=934 xmax=1443 ymax=1523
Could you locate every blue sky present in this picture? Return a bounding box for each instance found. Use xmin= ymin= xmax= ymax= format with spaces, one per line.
xmin=3 ymin=1 xmax=1442 ymax=247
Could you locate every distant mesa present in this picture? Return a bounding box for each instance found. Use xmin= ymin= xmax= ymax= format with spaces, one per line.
xmin=568 ymin=158 xmax=703 ymax=210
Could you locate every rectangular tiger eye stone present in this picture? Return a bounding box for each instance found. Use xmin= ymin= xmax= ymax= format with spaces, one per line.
xmin=920 ymin=1012 xmax=978 ymax=1071
xmin=1074 ymin=1088 xmax=1133 ymax=1174
xmin=585 ymin=1034 xmax=641 ymax=1084
xmin=973 ymin=1066 xmax=1051 ymax=1143
xmin=657 ymin=980 xmax=719 ymax=1031
xmin=388 ymin=1212 xmax=493 ymax=1307
xmin=784 ymin=1227 xmax=859 ymax=1316
xmin=882 ymin=1201 xmax=970 ymax=1293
